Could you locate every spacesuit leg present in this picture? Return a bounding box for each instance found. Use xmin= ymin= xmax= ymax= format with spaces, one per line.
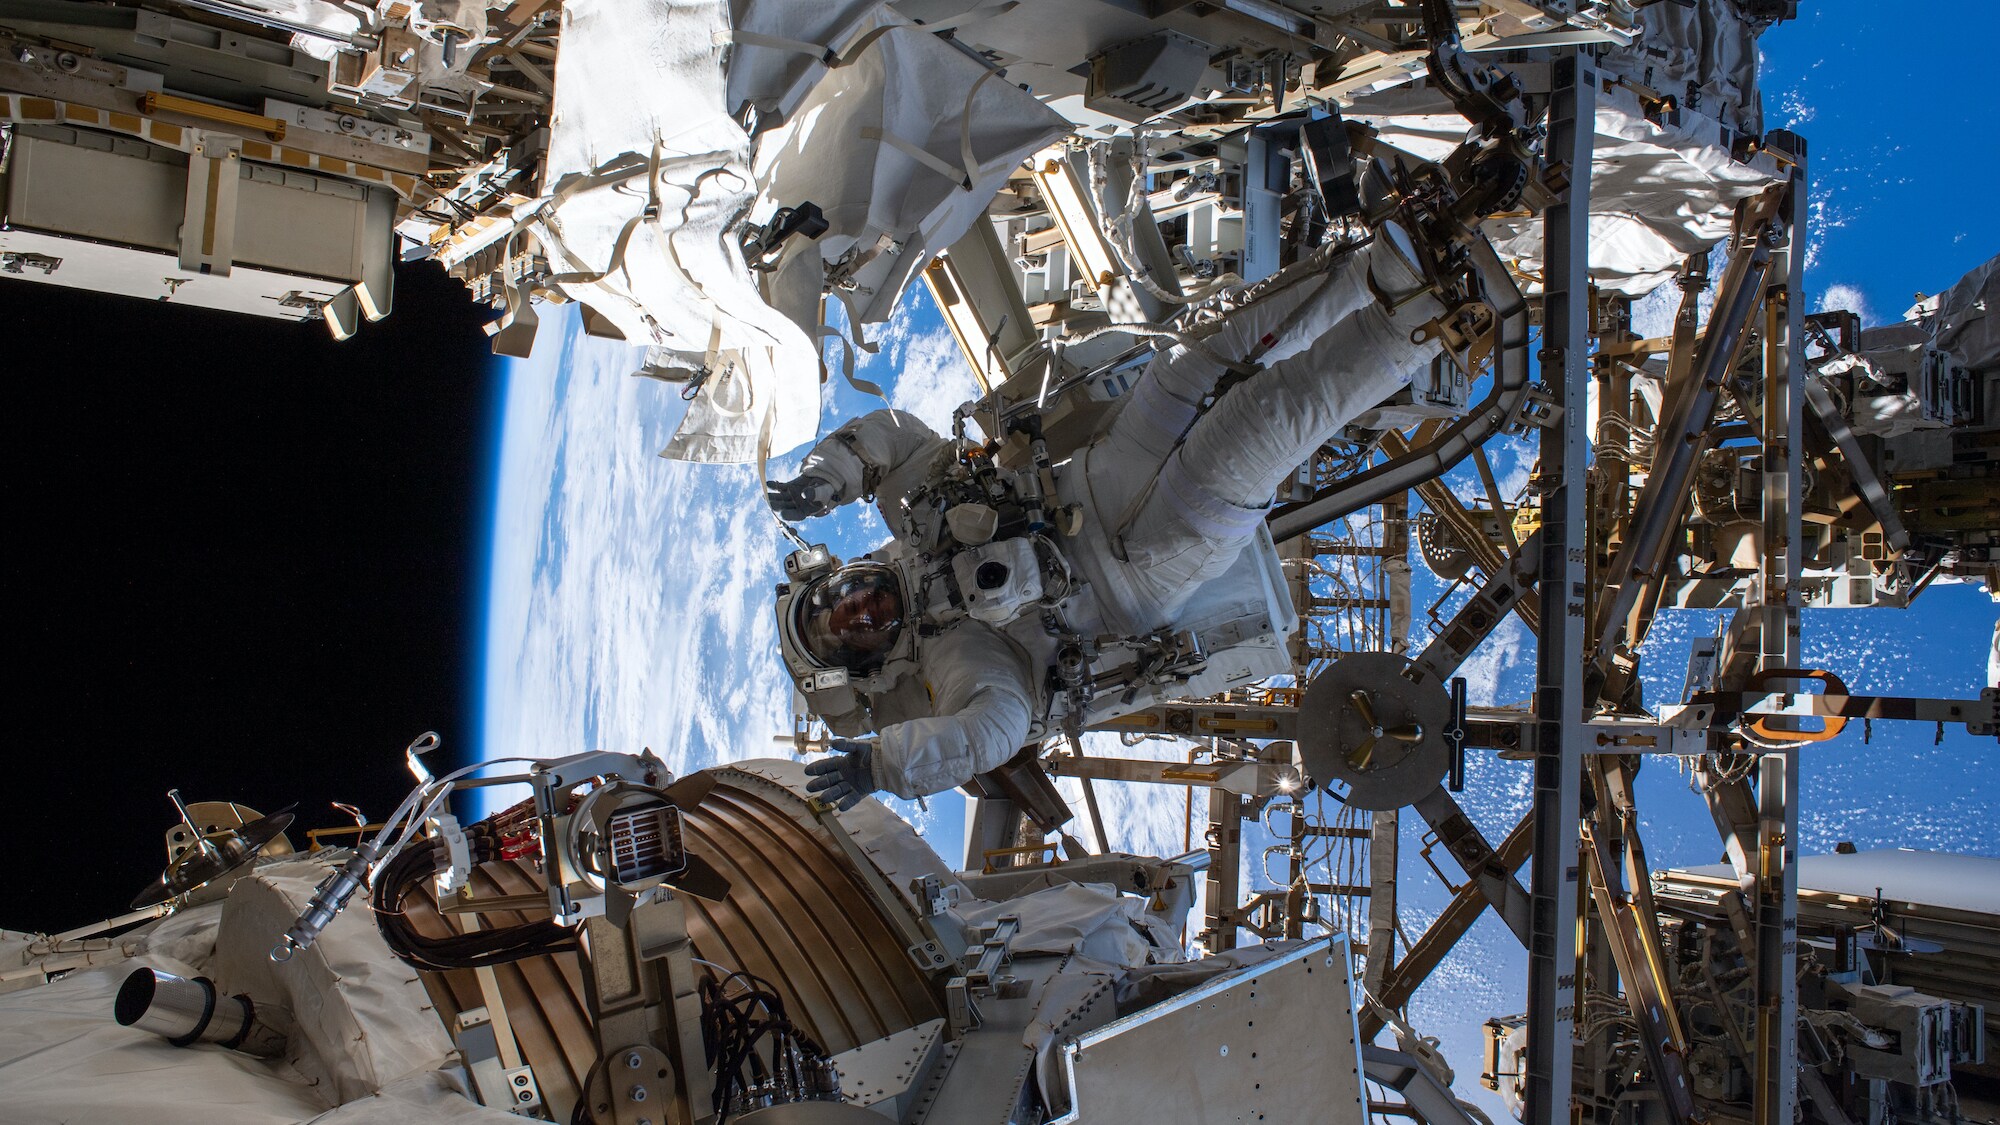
xmin=1176 ymin=294 xmax=1444 ymax=509
xmin=1114 ymin=292 xmax=1447 ymax=616
xmin=1093 ymin=246 xmax=1380 ymax=473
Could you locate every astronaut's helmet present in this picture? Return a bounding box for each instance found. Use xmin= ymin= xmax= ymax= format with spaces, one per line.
xmin=794 ymin=561 xmax=905 ymax=673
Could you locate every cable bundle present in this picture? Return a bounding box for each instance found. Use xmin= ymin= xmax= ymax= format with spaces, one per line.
xmin=699 ymin=971 xmax=836 ymax=1124
xmin=370 ymin=835 xmax=578 ymax=971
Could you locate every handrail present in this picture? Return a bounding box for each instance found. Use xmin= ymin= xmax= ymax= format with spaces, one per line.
xmin=138 ymin=91 xmax=287 ymax=140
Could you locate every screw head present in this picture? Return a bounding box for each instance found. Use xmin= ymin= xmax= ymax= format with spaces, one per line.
xmin=625 ymin=1051 xmax=643 ymax=1069
xmin=629 ymin=1085 xmax=648 ymax=1102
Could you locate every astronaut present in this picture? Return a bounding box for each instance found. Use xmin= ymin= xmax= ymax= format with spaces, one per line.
xmin=772 ymin=223 xmax=1451 ymax=809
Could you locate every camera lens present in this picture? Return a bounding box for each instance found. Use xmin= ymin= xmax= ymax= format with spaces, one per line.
xmin=975 ymin=561 xmax=1009 ymax=590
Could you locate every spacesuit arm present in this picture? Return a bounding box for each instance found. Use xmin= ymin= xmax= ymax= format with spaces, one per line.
xmin=870 ymin=623 xmax=1037 ymax=799
xmin=796 ymin=409 xmax=947 ymax=508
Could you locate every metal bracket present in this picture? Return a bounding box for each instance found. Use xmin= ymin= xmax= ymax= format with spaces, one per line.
xmin=909 ymin=874 xmax=956 ymax=918
xmin=1416 ymin=828 xmax=1467 ymax=895
xmin=908 ymin=939 xmax=952 ymax=973
xmin=0 ymin=251 xmax=61 ymax=276
xmin=582 ymin=1043 xmax=673 ymax=1125
xmin=1505 ymin=382 xmax=1562 ymax=434
xmin=499 ymin=1066 xmax=542 ymax=1116
xmin=945 ymin=917 xmax=1020 ymax=1035
xmin=178 ymin=131 xmax=243 ymax=277
xmin=456 ymin=1006 xmax=543 ymax=1117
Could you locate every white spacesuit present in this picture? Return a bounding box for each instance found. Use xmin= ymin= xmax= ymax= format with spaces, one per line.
xmin=778 ymin=227 xmax=1449 ymax=804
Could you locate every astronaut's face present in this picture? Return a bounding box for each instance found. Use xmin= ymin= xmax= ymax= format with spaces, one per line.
xmin=827 ymin=584 xmax=901 ymax=657
xmin=798 ymin=563 xmax=905 ymax=672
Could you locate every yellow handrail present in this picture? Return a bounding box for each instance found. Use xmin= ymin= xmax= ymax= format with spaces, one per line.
xmin=137 ymin=91 xmax=286 ymax=140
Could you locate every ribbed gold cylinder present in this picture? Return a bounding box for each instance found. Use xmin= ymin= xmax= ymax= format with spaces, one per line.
xmin=405 ymin=767 xmax=943 ymax=1121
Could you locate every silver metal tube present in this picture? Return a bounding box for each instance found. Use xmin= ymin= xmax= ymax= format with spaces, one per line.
xmin=169 ymin=0 xmax=380 ymax=49
xmin=114 ymin=968 xmax=253 ymax=1049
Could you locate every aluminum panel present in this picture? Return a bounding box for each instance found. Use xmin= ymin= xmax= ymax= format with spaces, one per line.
xmin=0 ymin=227 xmax=339 ymax=318
xmin=4 ymin=129 xmax=184 ymax=250
xmin=1056 ymin=937 xmax=1365 ymax=1124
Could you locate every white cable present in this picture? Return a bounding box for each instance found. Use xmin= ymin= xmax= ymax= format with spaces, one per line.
xmin=365 ymin=754 xmax=546 ymax=872
xmin=377 ymin=785 xmax=458 ymax=870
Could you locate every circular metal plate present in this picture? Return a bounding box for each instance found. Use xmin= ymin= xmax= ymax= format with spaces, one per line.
xmin=1416 ymin=511 xmax=1472 ymax=580
xmin=1296 ymin=652 xmax=1451 ymax=810
xmin=583 ymin=1044 xmax=673 ymax=1125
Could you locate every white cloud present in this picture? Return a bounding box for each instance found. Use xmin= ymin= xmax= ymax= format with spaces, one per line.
xmin=483 ymin=309 xmax=794 ymax=807
xmin=888 ymin=327 xmax=979 ymax=435
xmin=1455 ymin=615 xmax=1530 ymax=707
xmin=1628 ymin=243 xmax=1727 ymax=338
xmin=1803 ymin=193 xmax=1850 ymax=275
xmin=1816 ymin=282 xmax=1871 ymax=327
xmin=1486 ymin=434 xmax=1534 ymax=502
xmin=1778 ymin=87 xmax=1815 ymax=129
xmin=876 ymin=295 xmax=918 ymax=365
xmin=483 ymin=293 xmax=983 ymax=835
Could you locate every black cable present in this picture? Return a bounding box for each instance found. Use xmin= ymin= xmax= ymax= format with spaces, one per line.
xmin=698 ymin=971 xmax=833 ymax=1125
xmin=371 ymin=839 xmax=579 ymax=971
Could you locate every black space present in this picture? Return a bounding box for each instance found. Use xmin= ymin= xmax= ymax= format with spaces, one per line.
xmin=0 ymin=262 xmax=501 ymax=931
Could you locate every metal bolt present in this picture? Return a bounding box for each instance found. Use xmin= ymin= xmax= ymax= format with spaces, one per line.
xmin=625 ymin=1051 xmax=643 ymax=1069
xmin=514 ymin=1074 xmax=530 ymax=1086
xmin=1220 ymin=1044 xmax=1230 ymax=1057
xmin=629 ymin=1085 xmax=648 ymax=1103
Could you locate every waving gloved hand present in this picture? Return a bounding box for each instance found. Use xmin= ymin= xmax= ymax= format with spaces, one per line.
xmin=765 ymin=474 xmax=837 ymax=521
xmin=803 ymin=739 xmax=877 ymax=811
